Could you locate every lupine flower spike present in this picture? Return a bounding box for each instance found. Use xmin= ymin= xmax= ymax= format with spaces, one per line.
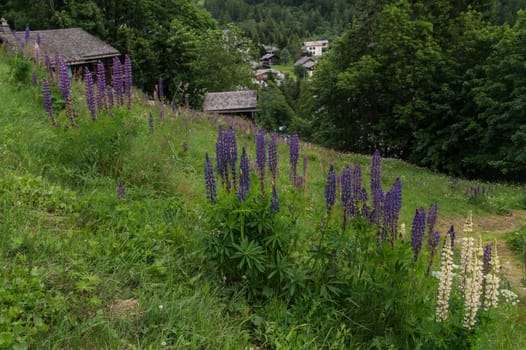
xmin=463 ymin=210 xmax=474 ymax=233
xmin=42 ymin=79 xmax=56 ymax=126
xmin=325 ymin=164 xmax=336 ymax=213
xmin=204 ymin=153 xmax=217 ymax=204
xmin=289 ymin=133 xmax=300 ymax=183
xmin=461 ymin=237 xmax=484 ymax=329
xmin=238 ymin=146 xmax=250 ymax=202
xmin=84 ymin=68 xmax=96 ymax=120
xmin=370 ymin=149 xmax=383 ymax=231
xmin=483 ymin=241 xmax=500 ymax=310
xmin=96 ymin=61 xmax=107 ymax=112
xmin=411 ymin=207 xmax=426 ymax=261
xmin=256 ymin=129 xmax=266 ymax=194
xmin=436 ymin=232 xmax=454 ymax=322
xmin=268 ymin=134 xmax=278 ymax=184
xmin=124 ymin=55 xmax=133 ymax=109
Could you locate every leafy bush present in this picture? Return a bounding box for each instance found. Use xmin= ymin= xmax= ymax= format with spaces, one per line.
xmin=507 ymin=227 xmax=526 ymax=254
xmin=204 ymin=194 xmax=301 ymax=299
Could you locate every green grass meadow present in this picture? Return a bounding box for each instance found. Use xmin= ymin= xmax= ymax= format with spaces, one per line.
xmin=1 ymin=48 xmax=526 ymax=349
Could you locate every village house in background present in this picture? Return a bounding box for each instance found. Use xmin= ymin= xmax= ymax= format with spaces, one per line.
xmin=0 ymin=17 xmax=120 ymax=75
xmin=302 ymin=40 xmax=329 ymax=57
xmin=259 ymin=52 xmax=280 ymax=67
xmin=254 ymin=68 xmax=285 ymax=85
xmin=294 ymin=56 xmax=317 ymax=77
xmin=203 ymin=90 xmax=258 ymax=118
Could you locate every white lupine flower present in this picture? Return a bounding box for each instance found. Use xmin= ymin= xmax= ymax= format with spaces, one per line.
xmin=483 ymin=242 xmax=500 ymax=310
xmin=463 ymin=210 xmax=473 ymax=233
xmin=461 ymin=237 xmax=484 ymax=329
xmin=436 ymin=233 xmax=454 ymax=322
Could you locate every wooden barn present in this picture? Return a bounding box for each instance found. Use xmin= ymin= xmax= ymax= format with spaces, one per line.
xmin=203 ymin=90 xmax=258 ymax=118
xmin=0 ymin=17 xmax=120 ymax=75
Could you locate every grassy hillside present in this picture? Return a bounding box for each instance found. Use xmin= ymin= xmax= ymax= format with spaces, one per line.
xmin=0 ymin=48 xmax=525 ymax=349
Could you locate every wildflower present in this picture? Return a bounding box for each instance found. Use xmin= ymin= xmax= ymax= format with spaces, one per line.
xmin=341 ymin=165 xmax=353 ymax=227
xmin=112 ymin=57 xmax=123 ymax=105
xmin=238 ymin=146 xmax=250 ymax=202
xmin=42 ymin=79 xmax=56 ymax=126
xmin=411 ymin=207 xmax=426 ymax=261
xmin=383 ymin=178 xmax=402 ymax=244
xmin=256 ymin=129 xmax=266 ymax=193
xmin=463 ymin=210 xmax=473 ymax=233
xmin=270 ymin=184 xmax=280 ymax=214
xmin=84 ymin=67 xmax=96 ymax=120
xmin=32 ymin=71 xmax=37 ymax=86
xmin=289 ymin=133 xmax=300 ymax=181
xmin=461 ymin=237 xmax=484 ymax=329
xmin=400 ymin=223 xmax=406 ymax=239
xmin=436 ymin=232 xmax=454 ymax=322
xmin=204 ymin=152 xmax=217 ymax=203
xmin=325 ymin=164 xmax=336 ymax=213
xmin=352 ymin=164 xmax=363 ymax=216
xmin=427 ymin=203 xmax=438 ymax=237
xmin=500 ymin=289 xmax=519 ymax=304
xmin=122 ymin=55 xmax=132 ymax=109
xmin=158 ymin=304 xmax=164 ymax=310
xmin=426 ymin=230 xmax=441 ymax=276
xmin=228 ymin=128 xmax=238 ymax=190
xmin=447 ymin=225 xmax=455 ymax=250
xmin=268 ymin=134 xmax=278 ymax=182
xmin=117 ymin=180 xmax=126 ymax=199
xmin=58 ymin=57 xmax=71 ymax=100
xmin=94 ymin=62 xmax=106 ymax=112
xmin=36 ymin=32 xmax=40 ymax=45
xmin=483 ymin=242 xmax=500 ymax=310
xmin=44 ymin=53 xmax=52 ymax=78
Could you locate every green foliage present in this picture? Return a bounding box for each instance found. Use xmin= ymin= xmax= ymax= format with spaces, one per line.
xmin=204 ymin=194 xmax=299 ymax=299
xmin=256 ymin=81 xmax=296 ymax=131
xmin=507 ymin=227 xmax=526 ymax=253
xmin=8 ymin=54 xmax=31 ymax=85
xmin=53 ymin=111 xmax=140 ymax=182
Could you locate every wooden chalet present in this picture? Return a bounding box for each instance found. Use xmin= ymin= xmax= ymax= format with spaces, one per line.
xmin=203 ymin=90 xmax=258 ymax=118
xmin=0 ymin=18 xmax=120 ymax=75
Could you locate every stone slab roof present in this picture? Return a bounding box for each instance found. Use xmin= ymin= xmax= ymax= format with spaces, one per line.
xmin=0 ymin=27 xmax=120 ymax=65
xmin=203 ymin=90 xmax=257 ymax=114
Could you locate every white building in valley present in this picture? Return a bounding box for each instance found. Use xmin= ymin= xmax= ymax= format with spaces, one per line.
xmin=302 ymin=40 xmax=329 ymax=57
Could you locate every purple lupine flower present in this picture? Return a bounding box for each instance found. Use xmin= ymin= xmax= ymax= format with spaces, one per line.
xmin=352 ymin=164 xmax=363 ymax=215
xmin=270 ymin=184 xmax=280 ymax=214
xmin=96 ymin=61 xmax=106 ymax=111
xmin=268 ymin=134 xmax=278 ymax=182
xmin=54 ymin=52 xmax=61 ymax=79
xmin=36 ymin=32 xmax=41 ymax=45
xmin=124 ymin=55 xmax=133 ymax=109
xmin=42 ymin=79 xmax=55 ymax=126
xmin=294 ymin=175 xmax=304 ymax=188
xmin=289 ymin=133 xmax=300 ymax=181
xmin=256 ymin=129 xmax=266 ymax=193
xmin=383 ymin=177 xmax=402 ymax=242
xmin=118 ymin=180 xmax=126 ymax=199
xmin=370 ymin=149 xmax=383 ymax=226
xmin=238 ymin=146 xmax=250 ymax=202
xmin=216 ymin=127 xmax=231 ymax=191
xmin=447 ymin=225 xmax=455 ymax=250
xmin=148 ymin=112 xmax=154 ymax=134
xmin=341 ymin=165 xmax=353 ymax=228
xmin=430 ymin=231 xmax=441 ymax=252
xmin=33 ymin=43 xmax=40 ymax=62
xmin=58 ymin=58 xmax=71 ymax=100
xmin=112 ymin=57 xmax=123 ymax=105
xmin=411 ymin=207 xmax=426 ymax=261
xmin=84 ymin=67 xmax=96 ymax=120
xmin=427 ymin=203 xmax=438 ymax=237
xmin=32 ymin=72 xmax=37 ymax=86
xmin=325 ymin=164 xmax=337 ymax=213
xmin=205 ymin=152 xmax=217 ymax=203
xmin=227 ymin=128 xmax=238 ymax=190
xmin=483 ymin=243 xmax=493 ymax=274
xmin=44 ymin=53 xmax=52 ymax=78
xmin=24 ymin=25 xmax=30 ymax=44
